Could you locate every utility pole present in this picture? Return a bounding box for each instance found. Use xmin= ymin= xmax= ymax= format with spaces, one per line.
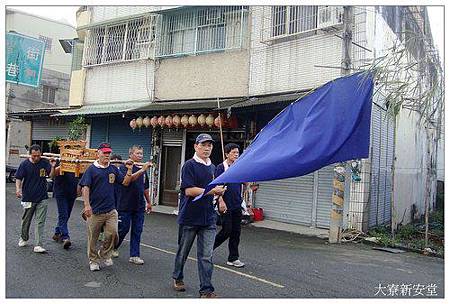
xmin=329 ymin=6 xmax=353 ymax=243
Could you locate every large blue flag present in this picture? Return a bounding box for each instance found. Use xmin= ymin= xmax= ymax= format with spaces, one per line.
xmin=197 ymin=72 xmax=373 ymax=199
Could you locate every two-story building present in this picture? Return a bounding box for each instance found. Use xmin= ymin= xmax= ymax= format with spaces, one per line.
xmin=55 ymin=5 xmax=443 ymax=232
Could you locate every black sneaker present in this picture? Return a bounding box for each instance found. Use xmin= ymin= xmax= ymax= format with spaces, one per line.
xmin=52 ymin=233 xmax=61 ymax=242
xmin=63 ymin=239 xmax=71 ymax=249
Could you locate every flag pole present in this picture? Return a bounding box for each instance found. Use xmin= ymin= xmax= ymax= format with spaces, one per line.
xmin=217 ymin=98 xmax=225 ymax=161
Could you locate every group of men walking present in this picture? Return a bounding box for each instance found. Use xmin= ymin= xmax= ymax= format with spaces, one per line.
xmin=14 ymin=133 xmax=249 ymax=298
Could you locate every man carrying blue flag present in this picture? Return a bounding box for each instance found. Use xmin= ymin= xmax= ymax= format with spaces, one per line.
xmin=172 ymin=133 xmax=226 ymax=298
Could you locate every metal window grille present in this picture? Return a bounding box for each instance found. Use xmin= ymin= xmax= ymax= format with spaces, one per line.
xmin=83 ymin=15 xmax=157 ymax=67
xmin=42 ymin=85 xmax=56 ymax=103
xmin=262 ymin=6 xmax=343 ymax=43
xmin=347 ymin=159 xmax=372 ymax=232
xmin=157 ymin=6 xmax=249 ymax=57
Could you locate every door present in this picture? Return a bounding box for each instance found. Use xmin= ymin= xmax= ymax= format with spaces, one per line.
xmin=160 ymin=145 xmax=182 ymax=207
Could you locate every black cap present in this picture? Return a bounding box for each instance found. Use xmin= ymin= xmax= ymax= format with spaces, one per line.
xmin=195 ymin=133 xmax=215 ymax=144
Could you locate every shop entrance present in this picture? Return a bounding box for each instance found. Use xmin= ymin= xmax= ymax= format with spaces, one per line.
xmin=159 ymin=145 xmax=182 ymax=207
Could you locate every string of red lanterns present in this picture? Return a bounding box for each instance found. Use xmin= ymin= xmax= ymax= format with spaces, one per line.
xmin=129 ymin=113 xmax=238 ymax=130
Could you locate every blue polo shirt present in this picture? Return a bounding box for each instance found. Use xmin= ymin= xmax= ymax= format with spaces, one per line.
xmin=117 ymin=164 xmax=149 ymax=212
xmin=114 ymin=182 xmax=122 ymax=210
xmin=178 ymin=158 xmax=216 ymax=226
xmin=53 ymin=171 xmax=79 ymax=199
xmin=15 ymin=158 xmax=52 ymax=203
xmin=215 ymin=163 xmax=242 ymax=211
xmin=79 ymin=163 xmax=125 ymax=214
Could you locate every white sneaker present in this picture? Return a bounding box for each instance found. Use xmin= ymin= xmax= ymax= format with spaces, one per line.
xmin=33 ymin=246 xmax=47 ymax=253
xmin=18 ymin=238 xmax=28 ymax=247
xmin=227 ymin=259 xmax=245 ymax=268
xmin=129 ymin=256 xmax=144 ymax=265
xmin=103 ymin=258 xmax=113 ymax=267
xmin=89 ymin=262 xmax=100 ymax=271
xmin=112 ymin=249 xmax=119 ymax=258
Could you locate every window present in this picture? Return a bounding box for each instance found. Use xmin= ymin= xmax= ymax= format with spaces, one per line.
xmin=39 ymin=35 xmax=52 ymax=52
xmin=104 ymin=24 xmax=127 ymax=62
xmin=262 ymin=6 xmax=342 ymax=42
xmin=271 ymin=6 xmax=318 ymax=38
xmin=83 ymin=16 xmax=157 ymax=67
xmin=157 ymin=6 xmax=248 ymax=57
xmin=197 ymin=7 xmax=226 ymax=51
xmin=42 ymin=85 xmax=56 ymax=103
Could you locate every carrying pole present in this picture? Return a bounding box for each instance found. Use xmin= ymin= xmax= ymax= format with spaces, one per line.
xmin=217 ymin=98 xmax=226 ymax=161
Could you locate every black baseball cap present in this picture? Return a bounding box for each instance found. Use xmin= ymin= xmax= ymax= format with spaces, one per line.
xmin=98 ymin=142 xmax=112 ymax=153
xmin=195 ymin=133 xmax=215 ymax=144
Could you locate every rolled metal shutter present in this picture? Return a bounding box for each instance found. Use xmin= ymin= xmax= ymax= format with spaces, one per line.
xmin=255 ymin=174 xmax=315 ymax=225
xmin=108 ymin=117 xmax=152 ymax=160
xmin=315 ymin=165 xmax=334 ymax=228
xmin=32 ymin=120 xmax=69 ymax=140
xmin=162 ymin=129 xmax=183 ymax=146
xmin=369 ymin=105 xmax=394 ymax=228
xmin=369 ymin=105 xmax=382 ymax=227
xmin=384 ymin=116 xmax=395 ymax=222
xmin=90 ymin=117 xmax=108 ymax=147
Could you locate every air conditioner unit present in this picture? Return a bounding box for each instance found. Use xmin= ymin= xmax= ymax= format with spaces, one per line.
xmin=317 ymin=6 xmax=343 ymax=29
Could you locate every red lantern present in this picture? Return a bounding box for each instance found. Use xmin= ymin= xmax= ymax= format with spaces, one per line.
xmin=158 ymin=116 xmax=165 ymax=127
xmin=129 ymin=119 xmax=137 ymax=130
xmin=165 ymin=115 xmax=173 ymax=128
xmin=214 ymin=116 xmax=222 ymax=128
xmin=181 ymin=115 xmax=189 ymax=128
xmin=221 ymin=115 xmax=229 ymax=128
xmin=227 ymin=115 xmax=238 ymax=129
xmin=150 ymin=116 xmax=158 ymax=128
xmin=173 ymin=115 xmax=181 ymax=128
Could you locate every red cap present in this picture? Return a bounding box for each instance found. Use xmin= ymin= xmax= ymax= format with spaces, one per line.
xmin=98 ymin=142 xmax=112 ymax=153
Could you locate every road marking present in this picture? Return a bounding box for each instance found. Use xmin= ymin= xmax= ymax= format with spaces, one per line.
xmin=84 ymin=281 xmax=101 ymax=288
xmin=138 ymin=242 xmax=285 ymax=288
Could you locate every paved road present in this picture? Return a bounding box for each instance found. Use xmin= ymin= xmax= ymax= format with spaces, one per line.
xmin=5 ymin=184 xmax=444 ymax=298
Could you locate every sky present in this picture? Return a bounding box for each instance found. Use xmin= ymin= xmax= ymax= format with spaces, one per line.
xmin=7 ymin=5 xmax=444 ymax=61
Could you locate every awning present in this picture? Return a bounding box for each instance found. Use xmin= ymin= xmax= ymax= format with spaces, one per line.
xmin=230 ymin=92 xmax=307 ymax=108
xmin=51 ymin=92 xmax=309 ymax=118
xmin=52 ymin=101 xmax=151 ymax=117
xmin=9 ymin=107 xmax=72 ymax=119
xmin=133 ymin=98 xmax=242 ymax=112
